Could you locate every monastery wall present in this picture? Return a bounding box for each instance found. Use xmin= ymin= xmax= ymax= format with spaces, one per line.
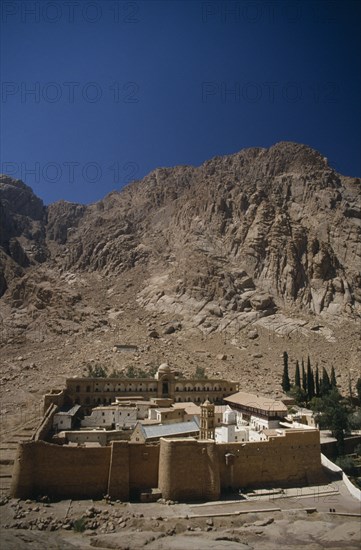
xmin=217 ymin=429 xmax=323 ymax=490
xmin=43 ymin=389 xmax=66 ymax=413
xmin=158 ymin=430 xmax=323 ymax=501
xmin=11 ymin=439 xmax=160 ymax=501
xmin=129 ymin=443 xmax=159 ymax=496
xmin=158 ymin=438 xmax=220 ymax=501
xmin=33 ymin=403 xmax=59 ymax=441
xmin=11 ymin=441 xmax=111 ymax=499
xmin=11 ymin=430 xmax=324 ymax=502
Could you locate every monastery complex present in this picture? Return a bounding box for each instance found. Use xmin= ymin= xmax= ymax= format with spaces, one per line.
xmin=11 ymin=364 xmax=327 ymax=502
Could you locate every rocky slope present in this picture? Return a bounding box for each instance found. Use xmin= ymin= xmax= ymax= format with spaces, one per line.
xmin=0 ymin=142 xmax=360 ymax=410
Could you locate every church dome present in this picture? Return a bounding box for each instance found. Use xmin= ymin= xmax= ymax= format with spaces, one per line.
xmin=158 ymin=363 xmax=171 ymax=373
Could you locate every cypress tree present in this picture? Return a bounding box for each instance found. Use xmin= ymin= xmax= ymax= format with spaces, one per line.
xmin=320 ymin=367 xmax=331 ymax=396
xmin=295 ymin=360 xmax=301 ymax=388
xmin=282 ymin=351 xmax=291 ymax=392
xmin=307 ymin=362 xmax=315 ymax=400
xmin=356 ymin=377 xmax=361 ymax=402
xmin=301 ymin=359 xmax=307 ymax=393
xmin=330 ymin=366 xmax=337 ymax=387
xmin=315 ymin=365 xmax=320 ymax=397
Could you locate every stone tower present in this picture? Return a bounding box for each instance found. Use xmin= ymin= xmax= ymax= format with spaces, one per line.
xmin=200 ymin=399 xmax=215 ymax=440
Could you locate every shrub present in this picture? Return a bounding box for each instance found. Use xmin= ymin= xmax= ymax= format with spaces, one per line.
xmin=73 ymin=517 xmax=87 ymax=532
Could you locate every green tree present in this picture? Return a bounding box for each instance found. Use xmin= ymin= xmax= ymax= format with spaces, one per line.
xmin=315 ymin=365 xmax=320 ymax=397
xmin=194 ymin=366 xmax=207 ymax=379
xmin=348 ymin=408 xmax=361 ymax=430
xmin=126 ymin=366 xmax=137 ymax=378
xmin=294 ymin=360 xmax=301 ymax=388
xmin=86 ymin=364 xmax=108 ymax=378
xmin=301 ymin=359 xmax=307 ymax=393
xmin=282 ymin=351 xmax=290 ymax=392
xmin=307 ymin=363 xmax=315 ymax=400
xmin=290 ymin=384 xmax=307 ymax=405
xmin=312 ymin=389 xmax=349 ymax=455
xmin=356 ymin=377 xmax=361 ymax=402
xmin=330 ymin=366 xmax=337 ymax=388
xmin=335 ymin=456 xmax=357 ymax=476
xmin=320 ymin=367 xmax=331 ymax=396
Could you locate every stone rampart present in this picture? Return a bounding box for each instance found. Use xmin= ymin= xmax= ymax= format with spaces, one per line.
xmin=11 ymin=430 xmax=324 ymax=502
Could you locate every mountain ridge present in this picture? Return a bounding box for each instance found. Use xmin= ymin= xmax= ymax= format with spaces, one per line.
xmin=0 ymin=142 xmax=360 ymax=406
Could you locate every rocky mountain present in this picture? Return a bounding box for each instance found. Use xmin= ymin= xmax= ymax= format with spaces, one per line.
xmin=0 ymin=142 xmax=360 ymax=406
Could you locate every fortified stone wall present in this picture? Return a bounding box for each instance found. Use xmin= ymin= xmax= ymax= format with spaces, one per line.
xmin=43 ymin=389 xmax=66 ymax=414
xmin=129 ymin=443 xmax=159 ymax=497
xmin=158 ymin=430 xmax=324 ymax=501
xmin=158 ymin=438 xmax=220 ymax=501
xmin=217 ymin=429 xmax=322 ymax=490
xmin=11 ymin=440 xmax=160 ymax=501
xmin=11 ymin=441 xmax=111 ymax=499
xmin=11 ymin=430 xmax=324 ymax=502
xmin=33 ymin=404 xmax=59 ymax=441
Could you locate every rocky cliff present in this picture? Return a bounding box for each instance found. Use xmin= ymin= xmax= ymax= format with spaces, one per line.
xmin=1 ymin=142 xmax=360 ymax=339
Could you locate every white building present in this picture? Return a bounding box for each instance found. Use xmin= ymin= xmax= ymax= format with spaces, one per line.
xmin=215 ymin=407 xmax=249 ymax=443
xmin=81 ymin=405 xmax=137 ymax=429
xmin=114 ymin=397 xmax=154 ymax=420
xmin=53 ymin=404 xmax=81 ymax=431
xmin=224 ymin=391 xmax=288 ymax=432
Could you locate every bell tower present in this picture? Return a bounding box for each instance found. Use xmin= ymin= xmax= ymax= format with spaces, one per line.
xmin=200 ymin=399 xmax=215 ymax=440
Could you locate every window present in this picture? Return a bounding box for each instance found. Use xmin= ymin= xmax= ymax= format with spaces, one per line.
xmin=76 ymin=385 xmax=80 ymax=393
xmin=86 ymin=386 xmax=90 ymax=392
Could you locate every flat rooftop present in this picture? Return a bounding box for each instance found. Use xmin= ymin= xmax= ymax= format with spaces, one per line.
xmin=224 ymin=392 xmax=288 ymax=414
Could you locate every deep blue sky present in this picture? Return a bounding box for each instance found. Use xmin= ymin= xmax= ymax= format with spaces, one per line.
xmin=1 ymin=0 xmax=360 ymax=205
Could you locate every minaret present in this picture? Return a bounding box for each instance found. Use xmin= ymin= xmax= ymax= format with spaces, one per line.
xmin=200 ymin=399 xmax=215 ymax=440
